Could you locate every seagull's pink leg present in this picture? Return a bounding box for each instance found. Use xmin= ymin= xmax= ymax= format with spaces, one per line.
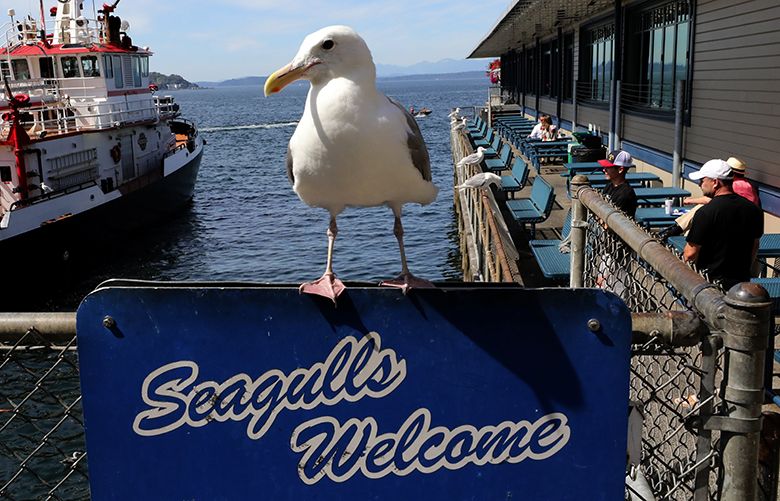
xmin=300 ymin=216 xmax=345 ymax=303
xmin=381 ymin=212 xmax=435 ymax=294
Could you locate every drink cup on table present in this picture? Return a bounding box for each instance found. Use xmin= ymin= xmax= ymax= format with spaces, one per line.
xmin=664 ymin=198 xmax=673 ymax=215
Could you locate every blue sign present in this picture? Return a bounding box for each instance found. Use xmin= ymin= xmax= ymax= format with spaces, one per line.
xmin=76 ymin=284 xmax=632 ymax=500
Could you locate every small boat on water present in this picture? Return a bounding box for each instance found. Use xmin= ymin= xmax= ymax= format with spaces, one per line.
xmin=410 ymin=106 xmax=432 ymax=118
xmin=0 ymin=0 xmax=203 ymax=261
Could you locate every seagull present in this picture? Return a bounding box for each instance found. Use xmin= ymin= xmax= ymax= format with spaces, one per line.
xmin=264 ymin=25 xmax=438 ymax=302
xmin=448 ymin=107 xmax=461 ymax=120
xmin=456 ymin=147 xmax=485 ymax=167
xmin=455 ymin=172 xmax=502 ymax=190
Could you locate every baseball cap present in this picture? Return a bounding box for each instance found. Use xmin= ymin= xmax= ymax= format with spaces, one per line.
xmin=726 ymin=157 xmax=747 ymax=174
xmin=598 ymin=150 xmax=634 ymax=168
xmin=688 ymin=159 xmax=733 ymax=181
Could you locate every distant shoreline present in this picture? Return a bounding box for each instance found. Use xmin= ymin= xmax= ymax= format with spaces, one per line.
xmin=194 ymin=70 xmax=484 ymax=88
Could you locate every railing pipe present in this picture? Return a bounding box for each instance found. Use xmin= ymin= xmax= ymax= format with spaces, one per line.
xmin=570 ymin=175 xmax=589 ymax=288
xmin=576 ymin=185 xmax=728 ymax=329
xmin=630 ymin=311 xmax=707 ymax=346
xmin=0 ymin=312 xmax=77 ymax=344
xmin=719 ymin=283 xmax=771 ymax=501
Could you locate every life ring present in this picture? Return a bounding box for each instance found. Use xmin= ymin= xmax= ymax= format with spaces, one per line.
xmin=110 ymin=144 xmax=121 ymax=163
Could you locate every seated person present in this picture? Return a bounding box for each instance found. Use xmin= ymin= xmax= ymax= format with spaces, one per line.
xmin=529 ymin=114 xmax=557 ymax=141
xmin=598 ymin=150 xmax=637 ymax=218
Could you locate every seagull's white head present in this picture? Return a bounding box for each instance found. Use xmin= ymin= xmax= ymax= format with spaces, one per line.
xmin=264 ymin=25 xmax=375 ymax=96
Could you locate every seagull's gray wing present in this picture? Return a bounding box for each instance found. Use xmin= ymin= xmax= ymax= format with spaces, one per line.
xmin=387 ymin=97 xmax=432 ymax=182
xmin=286 ymin=144 xmax=294 ymax=185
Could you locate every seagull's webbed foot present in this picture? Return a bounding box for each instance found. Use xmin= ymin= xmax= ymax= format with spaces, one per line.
xmin=299 ymin=273 xmax=346 ymax=304
xmin=380 ymin=273 xmax=435 ymax=295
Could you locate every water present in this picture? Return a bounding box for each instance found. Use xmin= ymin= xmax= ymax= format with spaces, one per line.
xmin=22 ymin=75 xmax=488 ymax=311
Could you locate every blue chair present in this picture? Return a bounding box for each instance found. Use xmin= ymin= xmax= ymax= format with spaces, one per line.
xmin=529 ymin=210 xmax=572 ymax=280
xmin=506 ymin=177 xmax=556 ymax=238
xmin=500 ymin=159 xmax=529 ymax=198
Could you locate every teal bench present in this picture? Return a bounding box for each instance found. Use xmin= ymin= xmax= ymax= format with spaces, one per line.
xmin=472 ymin=127 xmax=495 ymax=149
xmin=529 ymin=210 xmax=572 ymax=280
xmin=481 ymin=133 xmax=503 ymax=158
xmin=505 ymin=177 xmax=556 ymax=238
xmin=500 ymin=159 xmax=530 ymax=198
xmin=483 ymin=142 xmax=513 ymax=173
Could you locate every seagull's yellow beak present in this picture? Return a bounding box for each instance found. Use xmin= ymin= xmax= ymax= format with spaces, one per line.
xmin=264 ymin=60 xmax=316 ymax=96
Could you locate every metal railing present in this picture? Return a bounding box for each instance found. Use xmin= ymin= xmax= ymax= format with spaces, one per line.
xmin=570 ymin=176 xmax=771 ymax=501
xmin=451 ymin=127 xmax=520 ymax=282
xmin=0 ymin=313 xmax=88 ymax=501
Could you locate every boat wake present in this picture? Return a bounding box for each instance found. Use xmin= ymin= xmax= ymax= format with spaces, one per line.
xmin=200 ymin=122 xmax=298 ymax=132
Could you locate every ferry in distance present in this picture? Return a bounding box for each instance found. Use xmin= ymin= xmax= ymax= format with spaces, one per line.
xmin=0 ymin=0 xmax=203 ymax=262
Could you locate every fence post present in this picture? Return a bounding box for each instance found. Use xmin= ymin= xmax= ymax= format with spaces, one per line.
xmin=570 ymin=175 xmax=589 ymax=288
xmin=720 ymin=282 xmax=771 ymax=501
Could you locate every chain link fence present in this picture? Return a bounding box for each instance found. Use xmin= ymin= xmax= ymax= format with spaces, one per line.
xmin=0 ymin=328 xmax=89 ymax=500
xmin=583 ymin=211 xmax=722 ymax=500
xmin=574 ymin=182 xmax=771 ymax=501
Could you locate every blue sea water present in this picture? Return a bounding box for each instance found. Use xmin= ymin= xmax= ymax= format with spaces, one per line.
xmin=37 ymin=75 xmax=488 ymax=309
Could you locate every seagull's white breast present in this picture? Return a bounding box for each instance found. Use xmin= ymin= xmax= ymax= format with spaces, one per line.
xmin=289 ymin=78 xmax=437 ymax=214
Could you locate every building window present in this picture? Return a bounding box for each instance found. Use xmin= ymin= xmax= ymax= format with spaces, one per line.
xmin=562 ymin=33 xmax=574 ymax=101
xmin=525 ymin=49 xmax=537 ymax=95
xmin=541 ymin=42 xmax=551 ymax=96
xmin=81 ymin=56 xmax=100 ymax=77
xmin=624 ymin=0 xmax=691 ymax=113
xmin=61 ymin=57 xmax=80 ymax=78
xmin=140 ymin=56 xmax=149 ymax=77
xmin=579 ymin=22 xmax=614 ymax=103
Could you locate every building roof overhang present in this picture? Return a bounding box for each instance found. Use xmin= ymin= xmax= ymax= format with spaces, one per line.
xmin=468 ymin=0 xmax=616 ymax=58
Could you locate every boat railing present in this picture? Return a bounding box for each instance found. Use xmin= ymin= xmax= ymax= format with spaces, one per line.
xmin=0 ymin=16 xmax=106 ymax=51
xmin=10 ymin=95 xmax=160 ymax=136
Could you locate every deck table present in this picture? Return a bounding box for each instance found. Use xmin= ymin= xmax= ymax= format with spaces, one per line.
xmin=634 ymin=187 xmax=691 ymax=205
xmin=634 ymin=207 xmax=688 ymax=228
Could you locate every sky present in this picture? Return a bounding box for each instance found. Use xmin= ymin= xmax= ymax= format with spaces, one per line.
xmin=0 ymin=0 xmax=509 ymax=81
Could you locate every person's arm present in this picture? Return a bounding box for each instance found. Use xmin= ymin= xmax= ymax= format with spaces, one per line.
xmin=683 ymin=196 xmax=711 ymax=205
xmin=683 ymin=242 xmax=701 ymax=263
xmin=752 ymin=238 xmax=760 ymax=263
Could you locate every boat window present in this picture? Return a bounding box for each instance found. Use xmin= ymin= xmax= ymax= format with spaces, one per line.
xmin=61 ymin=57 xmax=80 ymax=78
xmin=0 ymin=61 xmax=10 ymax=80
xmin=113 ymin=55 xmax=123 ymax=88
xmin=81 ymin=56 xmax=100 ymax=77
xmin=140 ymin=56 xmax=149 ymax=77
xmin=11 ymin=59 xmax=30 ymax=80
xmin=39 ymin=57 xmax=54 ymax=79
xmin=103 ymin=55 xmax=113 ymax=79
xmin=0 ymin=166 xmax=11 ymax=182
xmin=132 ymin=56 xmax=141 ymax=87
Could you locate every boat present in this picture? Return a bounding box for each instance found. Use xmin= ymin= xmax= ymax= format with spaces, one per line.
xmin=414 ymin=107 xmax=432 ymax=118
xmin=0 ymin=0 xmax=203 ymax=263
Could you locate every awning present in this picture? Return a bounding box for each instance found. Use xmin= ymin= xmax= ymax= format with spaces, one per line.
xmin=469 ymin=0 xmax=615 ymax=58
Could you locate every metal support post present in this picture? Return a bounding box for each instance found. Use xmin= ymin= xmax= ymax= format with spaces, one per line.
xmin=672 ymin=79 xmax=685 ymax=188
xmin=613 ymin=81 xmax=621 ymax=150
xmin=719 ymin=282 xmax=771 ymax=501
xmin=570 ymin=175 xmax=589 ymax=287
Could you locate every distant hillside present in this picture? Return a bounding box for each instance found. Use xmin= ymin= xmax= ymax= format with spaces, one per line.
xmin=149 ymin=72 xmax=200 ymax=90
xmin=196 ymin=70 xmax=485 ymax=88
xmin=376 ymin=58 xmax=489 ymax=77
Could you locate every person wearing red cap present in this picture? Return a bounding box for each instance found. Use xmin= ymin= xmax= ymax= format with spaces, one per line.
xmin=598 ymin=150 xmax=637 ymax=218
xmin=683 ymin=159 xmax=763 ymax=290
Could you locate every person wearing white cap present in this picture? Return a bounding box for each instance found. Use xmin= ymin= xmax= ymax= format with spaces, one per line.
xmin=657 ymin=156 xmax=760 ymax=240
xmin=683 ymin=159 xmax=763 ymax=290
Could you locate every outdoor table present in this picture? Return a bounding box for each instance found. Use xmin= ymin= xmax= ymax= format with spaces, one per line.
xmin=634 ymin=207 xmax=688 ymax=228
xmin=586 ymin=172 xmax=660 ymax=188
xmin=668 ymin=234 xmax=780 ymax=258
xmin=634 ymin=187 xmax=690 ymax=205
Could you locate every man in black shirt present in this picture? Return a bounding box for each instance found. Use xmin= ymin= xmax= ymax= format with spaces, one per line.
xmin=684 ymin=159 xmax=763 ymax=290
xmin=598 ymin=150 xmax=637 ymax=218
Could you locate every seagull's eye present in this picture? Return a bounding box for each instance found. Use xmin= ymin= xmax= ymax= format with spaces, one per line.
xmin=321 ymin=40 xmax=335 ymax=50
